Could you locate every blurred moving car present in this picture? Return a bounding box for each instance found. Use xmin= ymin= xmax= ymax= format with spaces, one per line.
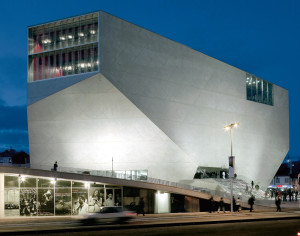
xmin=79 ymin=206 xmax=137 ymax=225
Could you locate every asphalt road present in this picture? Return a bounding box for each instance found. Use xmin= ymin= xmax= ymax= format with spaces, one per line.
xmin=2 ymin=219 xmax=300 ymax=236
xmin=1 ymin=210 xmax=300 ymax=235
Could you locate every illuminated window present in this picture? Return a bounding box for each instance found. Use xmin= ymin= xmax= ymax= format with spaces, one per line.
xmin=28 ymin=13 xmax=99 ymax=82
xmin=246 ymin=73 xmax=273 ymax=106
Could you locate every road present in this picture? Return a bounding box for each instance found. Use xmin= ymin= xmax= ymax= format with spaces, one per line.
xmin=1 ymin=219 xmax=300 ymax=236
xmin=1 ymin=210 xmax=300 ymax=235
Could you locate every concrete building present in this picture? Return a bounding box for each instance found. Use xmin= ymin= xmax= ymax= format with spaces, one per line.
xmin=0 ymin=10 xmax=290 ymax=218
xmin=26 ymin=11 xmax=288 ymax=195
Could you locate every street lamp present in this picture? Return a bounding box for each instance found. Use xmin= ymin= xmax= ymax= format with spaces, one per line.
xmin=224 ymin=122 xmax=239 ymax=213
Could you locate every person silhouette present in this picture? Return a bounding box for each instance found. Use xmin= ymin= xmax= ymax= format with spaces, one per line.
xmin=54 ymin=161 xmax=58 ymax=171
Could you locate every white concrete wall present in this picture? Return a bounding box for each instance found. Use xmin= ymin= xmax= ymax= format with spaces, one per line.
xmin=27 ymin=11 xmax=289 ymax=189
xmin=99 ymin=12 xmax=289 ymax=188
xmin=28 ymin=74 xmax=197 ymax=182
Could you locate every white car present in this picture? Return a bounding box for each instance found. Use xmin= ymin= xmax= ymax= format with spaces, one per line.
xmin=80 ymin=207 xmax=137 ymax=225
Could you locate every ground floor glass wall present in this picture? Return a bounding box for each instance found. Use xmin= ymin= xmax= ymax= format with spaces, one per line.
xmin=4 ymin=174 xmax=122 ymax=217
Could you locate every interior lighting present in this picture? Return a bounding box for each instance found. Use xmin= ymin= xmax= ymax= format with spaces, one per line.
xmin=42 ymin=39 xmax=51 ymax=44
xmin=19 ymin=175 xmax=25 ymax=182
xmin=90 ymin=30 xmax=96 ymax=34
xmin=68 ymin=35 xmax=73 ymax=39
xmin=87 ymin=63 xmax=91 ymax=67
xmin=67 ymin=66 xmax=72 ymax=70
xmin=80 ymin=63 xmax=85 ymax=68
xmin=60 ymin=36 xmax=66 ymax=41
xmin=50 ymin=178 xmax=56 ymax=184
xmin=78 ymin=32 xmax=84 ymax=37
xmin=84 ymin=182 xmax=90 ymax=188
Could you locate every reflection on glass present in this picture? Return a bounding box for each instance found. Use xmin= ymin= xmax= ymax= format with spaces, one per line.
xmin=20 ymin=188 xmax=37 ymax=216
xmin=104 ymin=189 xmax=114 ymax=206
xmin=5 ymin=176 xmax=19 ymax=188
xmin=38 ymin=188 xmax=54 ymax=216
xmin=115 ymin=189 xmax=122 ymax=206
xmin=72 ymin=188 xmax=88 ymax=215
xmin=28 ymin=44 xmax=98 ymax=81
xmin=55 ymin=188 xmax=71 ymax=215
xmin=28 ymin=13 xmax=98 ymax=54
xmin=88 ymin=188 xmax=104 ymax=212
xmin=4 ymin=175 xmax=125 ymax=217
xmin=246 ymin=73 xmax=273 ymax=106
xmin=28 ymin=13 xmax=99 ymax=82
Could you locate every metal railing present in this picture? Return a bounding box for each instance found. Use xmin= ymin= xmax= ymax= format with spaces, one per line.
xmin=0 ymin=163 xmax=258 ymax=201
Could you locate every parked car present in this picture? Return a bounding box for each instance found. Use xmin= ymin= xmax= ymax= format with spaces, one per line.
xmin=79 ymin=207 xmax=137 ymax=225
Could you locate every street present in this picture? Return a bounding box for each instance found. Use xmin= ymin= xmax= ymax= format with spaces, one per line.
xmin=1 ymin=210 xmax=300 ymax=235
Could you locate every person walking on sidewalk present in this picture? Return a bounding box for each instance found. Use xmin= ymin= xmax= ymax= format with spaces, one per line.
xmin=275 ymin=195 xmax=281 ymax=212
xmin=236 ymin=197 xmax=241 ymax=212
xmin=248 ymin=195 xmax=255 ymax=212
xmin=208 ymin=196 xmax=214 ymax=213
xmin=232 ymin=196 xmax=236 ymax=212
xmin=218 ymin=197 xmax=225 ymax=213
xmin=53 ymin=161 xmax=58 ymax=171
xmin=138 ymin=197 xmax=145 ymax=216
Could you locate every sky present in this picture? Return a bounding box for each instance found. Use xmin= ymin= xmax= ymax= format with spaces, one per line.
xmin=0 ymin=0 xmax=299 ymax=160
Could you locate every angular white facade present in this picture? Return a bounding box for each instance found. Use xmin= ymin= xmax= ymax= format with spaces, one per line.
xmin=27 ymin=11 xmax=289 ymax=188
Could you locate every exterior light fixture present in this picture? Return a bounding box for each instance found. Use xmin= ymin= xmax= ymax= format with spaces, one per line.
xmin=50 ymin=178 xmax=56 ymax=184
xmin=224 ymin=122 xmax=239 ymax=213
xmin=84 ymin=182 xmax=90 ymax=188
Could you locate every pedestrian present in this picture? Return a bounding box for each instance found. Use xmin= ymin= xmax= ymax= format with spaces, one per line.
xmin=248 ymin=195 xmax=255 ymax=212
xmin=232 ymin=196 xmax=236 ymax=212
xmin=138 ymin=197 xmax=145 ymax=216
xmin=218 ymin=197 xmax=225 ymax=213
xmin=245 ymin=185 xmax=249 ymax=194
xmin=236 ymin=197 xmax=241 ymax=212
xmin=251 ymin=180 xmax=254 ymax=189
xmin=275 ymin=195 xmax=281 ymax=212
xmin=53 ymin=161 xmax=58 ymax=171
xmin=208 ymin=196 xmax=213 ymax=213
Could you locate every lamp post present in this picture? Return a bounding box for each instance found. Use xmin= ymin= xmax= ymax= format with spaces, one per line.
xmin=224 ymin=122 xmax=239 ymax=213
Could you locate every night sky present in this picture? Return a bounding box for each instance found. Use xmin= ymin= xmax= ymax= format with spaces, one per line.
xmin=0 ymin=0 xmax=299 ymax=160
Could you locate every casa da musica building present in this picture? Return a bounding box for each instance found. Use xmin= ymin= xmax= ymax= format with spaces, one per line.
xmin=0 ymin=11 xmax=288 ymax=217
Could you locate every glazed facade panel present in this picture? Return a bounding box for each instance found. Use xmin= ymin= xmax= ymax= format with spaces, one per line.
xmin=28 ymin=13 xmax=99 ymax=82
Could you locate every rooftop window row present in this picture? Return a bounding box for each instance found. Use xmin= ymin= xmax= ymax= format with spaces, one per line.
xmin=28 ymin=13 xmax=98 ymax=55
xmin=246 ymin=74 xmax=273 ymax=106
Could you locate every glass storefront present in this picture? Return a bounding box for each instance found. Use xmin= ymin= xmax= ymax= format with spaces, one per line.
xmin=28 ymin=12 xmax=99 ymax=82
xmin=4 ymin=174 xmax=122 ymax=217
